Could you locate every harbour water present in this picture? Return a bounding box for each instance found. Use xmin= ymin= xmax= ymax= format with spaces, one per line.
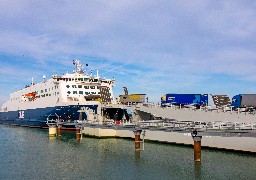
xmin=0 ymin=125 xmax=256 ymax=180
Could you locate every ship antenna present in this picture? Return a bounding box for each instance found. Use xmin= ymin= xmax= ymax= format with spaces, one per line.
xmin=31 ymin=77 xmax=34 ymax=85
xmin=43 ymin=75 xmax=46 ymax=82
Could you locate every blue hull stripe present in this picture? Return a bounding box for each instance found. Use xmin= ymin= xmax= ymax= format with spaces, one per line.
xmin=0 ymin=105 xmax=97 ymax=127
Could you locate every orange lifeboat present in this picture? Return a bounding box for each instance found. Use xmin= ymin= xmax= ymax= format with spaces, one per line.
xmin=25 ymin=93 xmax=36 ymax=100
xmin=25 ymin=93 xmax=35 ymax=97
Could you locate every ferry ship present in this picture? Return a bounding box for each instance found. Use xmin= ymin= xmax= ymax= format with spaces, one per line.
xmin=0 ymin=60 xmax=116 ymax=128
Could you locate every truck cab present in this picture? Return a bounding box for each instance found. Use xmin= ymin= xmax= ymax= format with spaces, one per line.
xmin=231 ymin=94 xmax=241 ymax=108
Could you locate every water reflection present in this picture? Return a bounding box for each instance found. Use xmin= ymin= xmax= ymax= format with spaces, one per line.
xmin=49 ymin=136 xmax=56 ymax=141
xmin=134 ymin=151 xmax=141 ymax=162
xmin=194 ymin=161 xmax=202 ymax=180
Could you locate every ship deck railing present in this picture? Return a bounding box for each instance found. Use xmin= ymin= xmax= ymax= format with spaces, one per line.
xmin=78 ymin=119 xmax=256 ymax=131
xmin=131 ymin=119 xmax=256 ymax=131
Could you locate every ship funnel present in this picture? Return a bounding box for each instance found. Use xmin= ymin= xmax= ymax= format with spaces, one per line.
xmin=96 ymin=70 xmax=99 ymax=77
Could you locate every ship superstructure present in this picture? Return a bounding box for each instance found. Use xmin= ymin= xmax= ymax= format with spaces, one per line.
xmin=0 ymin=60 xmax=115 ymax=127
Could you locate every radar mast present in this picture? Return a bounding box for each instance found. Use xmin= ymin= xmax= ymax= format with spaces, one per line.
xmin=73 ymin=59 xmax=85 ymax=74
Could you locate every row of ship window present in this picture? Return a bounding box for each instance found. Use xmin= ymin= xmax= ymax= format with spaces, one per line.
xmin=38 ymin=92 xmax=59 ymax=98
xmin=67 ymin=91 xmax=97 ymax=95
xmin=10 ymin=92 xmax=60 ymax=101
xmin=57 ymin=78 xmax=99 ymax=82
xmin=11 ymin=86 xmax=59 ymax=101
xmin=66 ymin=91 xmax=110 ymax=95
xmin=66 ymin=85 xmax=99 ymax=89
xmin=40 ymin=86 xmax=58 ymax=93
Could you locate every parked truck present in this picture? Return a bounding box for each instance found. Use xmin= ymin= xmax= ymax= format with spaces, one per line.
xmin=231 ymin=94 xmax=256 ymax=108
xmin=161 ymin=94 xmax=208 ymax=107
xmin=119 ymin=87 xmax=146 ymax=104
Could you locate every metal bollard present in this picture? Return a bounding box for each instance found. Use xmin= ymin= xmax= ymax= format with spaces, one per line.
xmin=48 ymin=125 xmax=57 ymax=137
xmin=76 ymin=128 xmax=81 ymax=141
xmin=191 ymin=131 xmax=202 ymax=162
xmin=133 ymin=128 xmax=142 ymax=151
xmin=57 ymin=126 xmax=61 ymax=137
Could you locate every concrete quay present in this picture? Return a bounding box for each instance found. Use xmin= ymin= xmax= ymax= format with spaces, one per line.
xmin=81 ymin=125 xmax=256 ymax=153
xmin=134 ymin=104 xmax=256 ymax=123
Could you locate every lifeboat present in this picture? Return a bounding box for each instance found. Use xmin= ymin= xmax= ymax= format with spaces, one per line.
xmin=25 ymin=93 xmax=36 ymax=100
xmin=25 ymin=93 xmax=35 ymax=97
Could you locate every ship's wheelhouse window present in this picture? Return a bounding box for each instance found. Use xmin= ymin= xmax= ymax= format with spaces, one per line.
xmin=90 ymin=86 xmax=95 ymax=89
xmin=73 ymin=91 xmax=77 ymax=94
xmin=75 ymin=78 xmax=77 ymax=81
xmin=91 ymin=92 xmax=96 ymax=94
xmin=72 ymin=85 xmax=77 ymax=88
xmin=84 ymin=78 xmax=88 ymax=81
xmin=78 ymin=78 xmax=83 ymax=81
xmin=72 ymin=78 xmax=74 ymax=81
xmin=67 ymin=91 xmax=71 ymax=94
xmin=45 ymin=89 xmax=47 ymax=92
xmin=84 ymin=86 xmax=89 ymax=89
xmin=69 ymin=78 xmax=71 ymax=81
xmin=49 ymin=94 xmax=51 ymax=97
xmin=97 ymin=86 xmax=99 ymax=89
xmin=85 ymin=92 xmax=89 ymax=95
xmin=79 ymin=91 xmax=83 ymax=95
xmin=66 ymin=85 xmax=70 ymax=88
xmin=78 ymin=85 xmax=82 ymax=88
xmin=46 ymin=94 xmax=48 ymax=96
xmin=41 ymin=90 xmax=43 ymax=93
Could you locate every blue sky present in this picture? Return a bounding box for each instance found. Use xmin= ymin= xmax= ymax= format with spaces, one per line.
xmin=0 ymin=0 xmax=256 ymax=106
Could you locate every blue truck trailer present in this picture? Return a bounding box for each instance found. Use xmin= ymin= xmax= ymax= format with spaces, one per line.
xmin=231 ymin=94 xmax=256 ymax=108
xmin=161 ymin=94 xmax=208 ymax=107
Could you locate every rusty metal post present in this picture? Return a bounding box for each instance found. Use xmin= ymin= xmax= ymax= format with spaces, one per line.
xmin=133 ymin=128 xmax=142 ymax=151
xmin=76 ymin=128 xmax=81 ymax=141
xmin=191 ymin=131 xmax=202 ymax=162
xmin=57 ymin=126 xmax=61 ymax=137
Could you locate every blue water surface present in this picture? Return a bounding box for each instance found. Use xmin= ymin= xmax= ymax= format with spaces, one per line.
xmin=0 ymin=125 xmax=256 ymax=180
